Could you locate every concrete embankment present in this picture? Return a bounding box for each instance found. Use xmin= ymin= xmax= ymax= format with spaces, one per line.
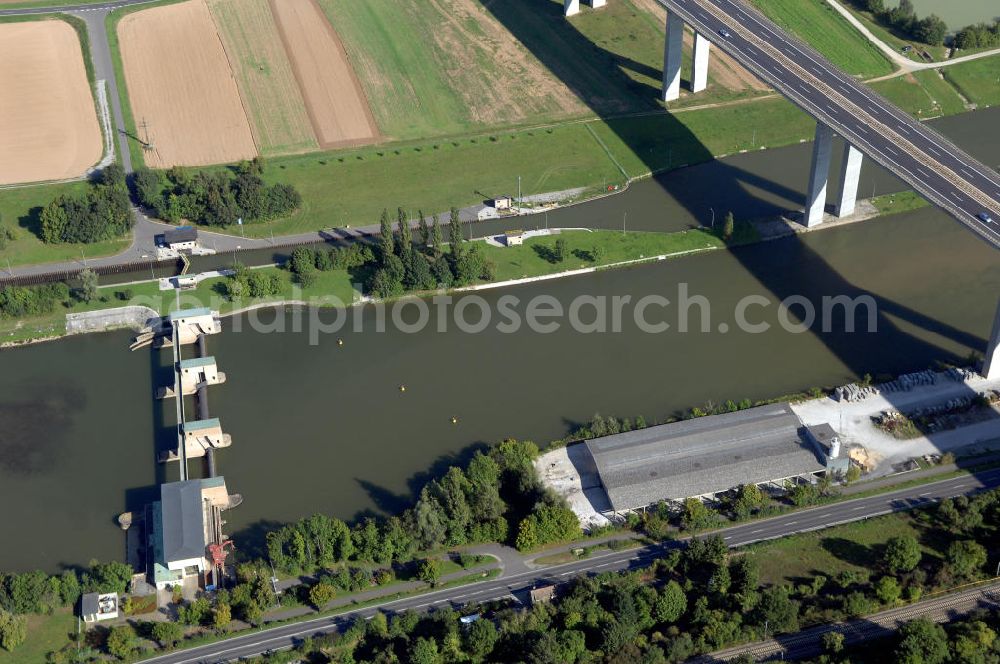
xmin=65 ymin=305 xmax=160 ymax=335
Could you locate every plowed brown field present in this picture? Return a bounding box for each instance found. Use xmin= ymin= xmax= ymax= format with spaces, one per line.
xmin=117 ymin=0 xmax=257 ymax=167
xmin=0 ymin=20 xmax=103 ymax=185
xmin=270 ymin=0 xmax=378 ymax=148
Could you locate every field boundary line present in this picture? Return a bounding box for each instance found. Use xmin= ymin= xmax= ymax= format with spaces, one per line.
xmin=203 ymin=0 xmax=261 ymax=154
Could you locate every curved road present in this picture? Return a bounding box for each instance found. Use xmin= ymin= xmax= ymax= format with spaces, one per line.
xmin=136 ymin=468 xmax=1000 ymax=664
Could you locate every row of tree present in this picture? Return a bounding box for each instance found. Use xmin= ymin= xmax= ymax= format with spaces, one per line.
xmin=954 ymin=20 xmax=1000 ymax=50
xmin=133 ymin=158 xmax=301 ymax=227
xmin=39 ymin=165 xmax=132 ymax=244
xmin=265 ymin=439 xmax=579 ymax=576
xmin=857 ymin=0 xmax=950 ymax=47
xmin=0 ymin=561 xmax=133 ymax=653
xmin=286 ymin=207 xmax=497 ymax=298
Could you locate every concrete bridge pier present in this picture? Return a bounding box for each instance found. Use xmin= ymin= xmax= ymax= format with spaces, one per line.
xmin=662 ymin=12 xmax=684 ymax=101
xmin=591 ymin=0 xmax=607 ymax=7
xmin=804 ymin=123 xmax=834 ymax=227
xmin=835 ymin=143 xmax=864 ymax=217
xmin=983 ymin=299 xmax=1000 ymax=380
xmin=692 ymin=31 xmax=711 ymax=93
xmin=565 ymin=0 xmax=580 ymax=16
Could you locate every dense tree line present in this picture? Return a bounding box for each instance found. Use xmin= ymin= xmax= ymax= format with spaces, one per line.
xmin=266 ymin=485 xmax=1000 ymax=663
xmin=286 ymin=207 xmax=496 ymax=298
xmin=954 ymin=20 xmax=1000 ymax=50
xmin=39 ymin=165 xmax=132 ymax=244
xmin=265 ymin=439 xmax=579 ymax=576
xmin=0 ymin=282 xmax=70 ymax=319
xmin=856 ymin=0 xmax=952 ymax=47
xmin=220 ymin=262 xmax=282 ymax=300
xmin=133 ymin=158 xmax=301 ymax=227
xmin=0 ymin=561 xmax=132 ymax=653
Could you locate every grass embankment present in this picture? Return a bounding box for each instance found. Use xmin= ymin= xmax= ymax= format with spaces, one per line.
xmin=870 ymin=73 xmax=967 ymax=117
xmin=871 ymin=190 xmax=929 ymax=216
xmin=749 ymin=0 xmax=895 ymax=78
xmin=943 ymin=57 xmax=1000 ymax=108
xmin=0 ymin=229 xmax=721 ymax=345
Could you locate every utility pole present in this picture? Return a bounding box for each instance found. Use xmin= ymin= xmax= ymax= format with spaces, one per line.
xmin=710 ymin=207 xmax=716 ymax=229
xmin=517 ymin=175 xmax=522 ymax=212
xmin=623 ymin=211 xmax=627 ymax=235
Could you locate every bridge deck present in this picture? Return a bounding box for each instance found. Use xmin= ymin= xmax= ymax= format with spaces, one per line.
xmin=660 ymin=0 xmax=1000 ymax=249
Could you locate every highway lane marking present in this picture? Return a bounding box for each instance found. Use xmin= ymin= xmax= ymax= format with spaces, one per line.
xmin=898 ymin=125 xmax=911 ymax=135
xmin=928 ymin=146 xmax=942 ymax=157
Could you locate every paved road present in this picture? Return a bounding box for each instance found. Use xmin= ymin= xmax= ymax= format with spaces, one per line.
xmin=660 ymin=0 xmax=1000 ymax=250
xmin=136 ymin=468 xmax=1000 ymax=664
xmin=696 ymin=580 xmax=1000 ymax=662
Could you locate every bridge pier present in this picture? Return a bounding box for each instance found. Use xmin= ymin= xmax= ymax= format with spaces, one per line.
xmin=662 ymin=13 xmax=684 ymax=101
xmin=835 ymin=143 xmax=864 ymax=217
xmin=565 ymin=0 xmax=605 ymax=16
xmin=984 ymin=299 xmax=1000 ymax=380
xmin=692 ymin=31 xmax=711 ymax=93
xmin=804 ymin=123 xmax=834 ymax=227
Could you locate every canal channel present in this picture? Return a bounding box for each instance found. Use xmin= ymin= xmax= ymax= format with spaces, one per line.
xmin=1 ymin=109 xmax=999 ymax=572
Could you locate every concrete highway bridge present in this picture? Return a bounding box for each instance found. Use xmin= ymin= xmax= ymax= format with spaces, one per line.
xmin=567 ymin=0 xmax=1000 ymax=380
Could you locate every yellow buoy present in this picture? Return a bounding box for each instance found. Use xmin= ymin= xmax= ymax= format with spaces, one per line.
xmin=337 ymin=338 xmax=344 ymax=346
xmin=451 ymin=416 xmax=459 ymax=424
xmin=399 ymin=385 xmax=406 ymax=392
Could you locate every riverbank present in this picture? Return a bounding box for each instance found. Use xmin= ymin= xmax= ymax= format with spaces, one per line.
xmin=0 ymin=193 xmax=917 ymax=350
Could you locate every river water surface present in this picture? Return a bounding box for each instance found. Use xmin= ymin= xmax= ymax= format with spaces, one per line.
xmin=2 ymin=109 xmax=999 ymax=572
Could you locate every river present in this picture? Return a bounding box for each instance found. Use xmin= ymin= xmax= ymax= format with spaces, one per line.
xmin=1 ymin=109 xmax=999 ymax=572
xmin=886 ymin=0 xmax=998 ymax=31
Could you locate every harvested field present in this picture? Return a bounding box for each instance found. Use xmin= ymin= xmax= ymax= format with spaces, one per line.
xmin=319 ymin=0 xmax=587 ymax=140
xmin=270 ymin=0 xmax=378 ymax=148
xmin=117 ymin=0 xmax=257 ymax=167
xmin=207 ymin=0 xmax=317 ymax=156
xmin=0 ymin=20 xmax=102 ymax=185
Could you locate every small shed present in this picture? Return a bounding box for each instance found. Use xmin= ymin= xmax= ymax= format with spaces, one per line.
xmin=162 ymin=226 xmax=198 ymax=251
xmin=80 ymin=592 xmax=119 ymax=623
xmin=493 ymin=196 xmax=513 ymax=211
xmin=529 ymin=585 xmax=556 ymax=606
xmin=503 ymin=231 xmax=525 ymax=247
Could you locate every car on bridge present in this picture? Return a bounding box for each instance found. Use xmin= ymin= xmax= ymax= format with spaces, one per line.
xmin=718 ymin=29 xmax=732 ymax=39
xmin=978 ymin=212 xmax=996 ymax=224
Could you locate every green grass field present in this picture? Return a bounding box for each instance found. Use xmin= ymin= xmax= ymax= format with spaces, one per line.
xmin=482 ymin=229 xmax=722 ymax=281
xmin=749 ymin=0 xmax=895 ymax=78
xmin=251 ymin=122 xmax=624 ymax=237
xmin=0 ymin=608 xmax=76 ymax=664
xmin=943 ymin=57 xmax=1000 ymax=108
xmin=594 ymin=97 xmax=816 ymax=177
xmin=0 ymin=181 xmax=130 ymax=269
xmin=868 ymin=74 xmax=965 ymax=118
xmin=750 ymin=513 xmax=941 ymax=586
xmin=911 ymin=70 xmax=970 ymax=116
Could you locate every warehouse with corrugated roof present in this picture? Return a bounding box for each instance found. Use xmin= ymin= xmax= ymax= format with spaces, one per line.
xmin=583 ymin=403 xmax=829 ymax=513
